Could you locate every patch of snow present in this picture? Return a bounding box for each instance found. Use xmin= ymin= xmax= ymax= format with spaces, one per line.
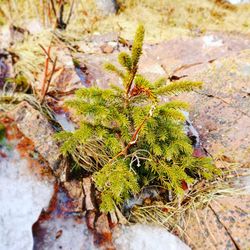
xmin=0 ymin=25 xmax=11 ymax=49
xmin=75 ymin=67 xmax=87 ymax=86
xmin=25 ymin=19 xmax=43 ymax=34
xmin=34 ymin=217 xmax=97 ymax=250
xmin=114 ymin=224 xmax=190 ymax=250
xmin=54 ymin=113 xmax=75 ymax=132
xmin=203 ymin=35 xmax=223 ymax=47
xmin=183 ymin=111 xmax=200 ymax=147
xmin=0 ymin=150 xmax=54 ymax=250
xmin=95 ymin=0 xmax=118 ymax=14
xmin=124 ymin=187 xmax=159 ymax=210
xmin=228 ymin=0 xmax=250 ymax=3
xmin=239 ymin=62 xmax=250 ymax=76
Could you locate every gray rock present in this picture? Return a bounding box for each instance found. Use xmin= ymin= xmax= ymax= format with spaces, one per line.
xmin=95 ymin=0 xmax=118 ymax=15
xmin=8 ymin=101 xmax=66 ymax=178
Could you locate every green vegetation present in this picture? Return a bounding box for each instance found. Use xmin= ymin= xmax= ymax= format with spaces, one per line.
xmin=0 ymin=122 xmax=5 ymax=141
xmin=55 ymin=25 xmax=221 ymax=212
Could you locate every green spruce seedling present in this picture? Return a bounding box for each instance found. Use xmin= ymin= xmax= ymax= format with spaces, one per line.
xmin=55 ymin=25 xmax=220 ymax=212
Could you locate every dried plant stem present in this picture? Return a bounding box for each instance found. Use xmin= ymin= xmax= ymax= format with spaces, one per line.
xmin=41 ymin=45 xmax=51 ymax=99
xmin=50 ymin=0 xmax=57 ymax=18
xmin=66 ymin=0 xmax=75 ymax=25
xmin=40 ymin=45 xmax=57 ymax=104
xmin=42 ymin=56 xmax=57 ymax=102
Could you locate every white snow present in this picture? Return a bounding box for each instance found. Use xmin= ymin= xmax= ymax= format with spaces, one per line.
xmin=228 ymin=0 xmax=250 ymax=3
xmin=0 ymin=25 xmax=12 ymax=48
xmin=183 ymin=111 xmax=200 ymax=147
xmin=203 ymin=35 xmax=223 ymax=47
xmin=114 ymin=224 xmax=191 ymax=250
xmin=54 ymin=113 xmax=75 ymax=132
xmin=0 ymin=149 xmax=192 ymax=250
xmin=124 ymin=188 xmax=159 ymax=210
xmin=25 ymin=19 xmax=43 ymax=34
xmin=0 ymin=150 xmax=54 ymax=250
xmin=36 ymin=217 xmax=97 ymax=250
xmin=238 ymin=62 xmax=250 ymax=76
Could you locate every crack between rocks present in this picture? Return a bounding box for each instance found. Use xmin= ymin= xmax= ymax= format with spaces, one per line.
xmin=208 ymin=204 xmax=241 ymax=250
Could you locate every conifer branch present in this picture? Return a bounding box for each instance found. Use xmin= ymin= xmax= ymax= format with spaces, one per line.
xmin=109 ymin=105 xmax=155 ymax=162
xmin=156 ymin=81 xmax=202 ymax=96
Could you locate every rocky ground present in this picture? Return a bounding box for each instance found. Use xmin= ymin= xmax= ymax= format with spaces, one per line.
xmin=70 ymin=30 xmax=250 ymax=249
xmin=0 ymin=7 xmax=250 ymax=249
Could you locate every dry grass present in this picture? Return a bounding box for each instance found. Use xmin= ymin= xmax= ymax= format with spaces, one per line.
xmin=0 ymin=0 xmax=250 ymax=42
xmin=128 ymin=176 xmax=246 ymax=239
xmin=1 ymin=0 xmax=249 ymax=92
xmin=10 ymin=30 xmax=53 ymax=84
xmin=0 ymin=82 xmax=55 ymax=120
xmin=126 ymin=154 xmax=249 ymax=239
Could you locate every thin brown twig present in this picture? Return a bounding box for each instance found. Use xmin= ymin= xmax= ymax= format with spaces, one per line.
xmin=50 ymin=0 xmax=57 ymax=18
xmin=41 ymin=45 xmax=51 ymax=100
xmin=39 ymin=44 xmax=54 ymax=63
xmin=109 ymin=105 xmax=155 ymax=163
xmin=66 ymin=0 xmax=75 ymax=25
xmin=58 ymin=0 xmax=64 ymax=25
xmin=47 ymin=0 xmax=53 ymax=25
xmin=124 ymin=67 xmax=137 ymax=107
xmin=126 ymin=67 xmax=137 ymax=96
xmin=41 ymin=56 xmax=57 ymax=104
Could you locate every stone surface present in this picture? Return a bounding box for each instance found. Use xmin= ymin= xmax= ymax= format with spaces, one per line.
xmin=0 ymin=52 xmax=14 ymax=87
xmin=142 ymin=33 xmax=250 ymax=250
xmin=100 ymin=43 xmax=114 ymax=54
xmin=75 ymin=32 xmax=250 ymax=166
xmin=8 ymin=101 xmax=63 ymax=176
xmin=83 ymin=176 xmax=97 ymax=211
xmin=172 ymin=50 xmax=250 ymax=166
xmin=32 ymin=183 xmax=96 ymax=250
xmin=95 ymin=0 xmax=118 ymax=15
xmin=94 ymin=213 xmax=114 ymax=249
xmin=70 ymin=32 xmax=250 ymax=249
xmin=63 ymin=180 xmax=84 ymax=212
xmin=184 ymin=195 xmax=250 ymax=250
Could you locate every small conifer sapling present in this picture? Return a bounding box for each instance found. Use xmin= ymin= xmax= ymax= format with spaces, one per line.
xmin=55 ymin=25 xmax=221 ymax=212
